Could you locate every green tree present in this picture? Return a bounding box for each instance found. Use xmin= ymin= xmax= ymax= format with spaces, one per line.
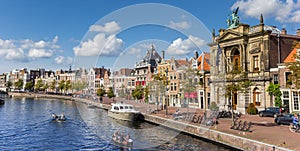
xmin=107 ymin=87 xmax=115 ymax=98
xmin=286 ymin=45 xmax=300 ymax=90
xmin=50 ymin=80 xmax=56 ymax=92
xmin=43 ymin=83 xmax=49 ymax=92
xmin=118 ymin=84 xmax=126 ymax=98
xmin=73 ymin=81 xmax=87 ymax=92
xmin=148 ymin=75 xmax=165 ymax=110
xmin=246 ymin=103 xmax=258 ymax=115
xmin=96 ymin=87 xmax=106 ymax=97
xmin=267 ymin=82 xmax=282 ymax=107
xmin=182 ymin=68 xmax=198 ymax=116
xmin=14 ymin=79 xmax=24 ymax=91
xmin=64 ymin=80 xmax=72 ymax=93
xmin=58 ymin=80 xmax=65 ymax=93
xmin=144 ymin=86 xmax=149 ymax=103
xmin=225 ymin=70 xmax=251 ymax=99
xmin=225 ymin=66 xmax=251 ymax=126
xmin=6 ymin=81 xmax=12 ymax=92
xmin=132 ymin=85 xmax=143 ymax=100
xmin=25 ymin=81 xmax=34 ymax=92
xmin=210 ymin=101 xmax=219 ymax=111
xmin=34 ymin=79 xmax=44 ymax=92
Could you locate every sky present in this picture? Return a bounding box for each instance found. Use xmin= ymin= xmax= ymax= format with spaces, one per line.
xmin=0 ymin=0 xmax=299 ymax=73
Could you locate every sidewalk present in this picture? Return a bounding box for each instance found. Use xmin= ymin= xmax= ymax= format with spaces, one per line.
xmin=104 ymin=97 xmax=299 ymax=150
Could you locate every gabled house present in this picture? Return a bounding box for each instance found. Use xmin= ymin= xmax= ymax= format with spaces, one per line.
xmin=134 ymin=45 xmax=162 ymax=87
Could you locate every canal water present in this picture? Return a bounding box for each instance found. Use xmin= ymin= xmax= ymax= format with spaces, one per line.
xmin=0 ymin=97 xmax=231 ymax=151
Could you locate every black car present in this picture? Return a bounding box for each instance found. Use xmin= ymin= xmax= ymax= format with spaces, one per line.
xmin=274 ymin=114 xmax=294 ymax=125
xmin=258 ymin=107 xmax=281 ymax=118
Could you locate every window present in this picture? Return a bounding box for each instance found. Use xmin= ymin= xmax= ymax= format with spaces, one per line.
xmin=174 ymin=83 xmax=177 ymax=91
xmin=273 ymin=74 xmax=278 ymax=84
xmin=253 ymin=55 xmax=259 ymax=72
xmin=253 ymin=88 xmax=260 ymax=106
xmin=207 ymin=78 xmax=210 ymax=87
xmin=199 ymin=77 xmax=203 ymax=85
xmin=285 ymin=72 xmax=292 ymax=86
xmin=282 ymin=91 xmax=289 ymax=107
xmin=200 ymin=91 xmax=204 ymax=109
xmin=232 ymin=49 xmax=240 ymax=71
xmin=179 ymin=73 xmax=182 ymax=80
xmin=194 ymin=78 xmax=198 ymax=84
xmin=207 ymin=93 xmax=211 ymax=109
xmin=293 ymin=92 xmax=299 ymax=110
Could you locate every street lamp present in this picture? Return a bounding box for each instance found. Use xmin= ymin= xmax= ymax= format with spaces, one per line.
xmin=165 ymin=68 xmax=169 ymax=116
xmin=188 ymin=76 xmax=191 ymax=117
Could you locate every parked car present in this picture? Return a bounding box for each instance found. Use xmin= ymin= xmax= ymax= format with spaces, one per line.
xmin=274 ymin=114 xmax=294 ymax=125
xmin=258 ymin=107 xmax=281 ymax=118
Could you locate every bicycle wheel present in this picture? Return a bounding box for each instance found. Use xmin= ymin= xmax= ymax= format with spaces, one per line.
xmin=289 ymin=124 xmax=296 ymax=133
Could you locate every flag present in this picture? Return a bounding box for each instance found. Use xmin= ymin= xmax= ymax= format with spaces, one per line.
xmin=216 ymin=44 xmax=222 ymax=66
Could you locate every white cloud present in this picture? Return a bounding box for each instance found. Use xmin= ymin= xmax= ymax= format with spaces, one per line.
xmin=127 ymin=47 xmax=141 ymax=54
xmin=169 ymin=21 xmax=191 ymax=29
xmin=73 ymin=33 xmax=124 ymax=56
xmin=0 ymin=36 xmax=60 ymax=61
xmin=232 ymin=0 xmax=300 ymax=22
xmin=21 ymin=36 xmax=59 ymax=50
xmin=55 ymin=56 xmax=73 ymax=65
xmin=28 ymin=49 xmax=53 ymax=58
xmin=89 ymin=21 xmax=121 ymax=34
xmin=75 ymin=21 xmax=124 ymax=57
xmin=55 ymin=56 xmax=64 ymax=64
xmin=0 ymin=39 xmax=26 ymax=61
xmin=5 ymin=48 xmax=26 ymax=61
xmin=166 ymin=35 xmax=205 ymax=55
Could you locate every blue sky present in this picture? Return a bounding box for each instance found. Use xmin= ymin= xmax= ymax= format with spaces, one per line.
xmin=0 ymin=0 xmax=299 ymax=73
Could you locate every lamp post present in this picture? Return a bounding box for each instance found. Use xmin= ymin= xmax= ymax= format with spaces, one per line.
xmin=165 ymin=68 xmax=169 ymax=116
xmin=187 ymin=76 xmax=191 ymax=117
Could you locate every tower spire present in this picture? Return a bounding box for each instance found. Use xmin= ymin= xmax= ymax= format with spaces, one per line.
xmin=260 ymin=14 xmax=264 ymax=24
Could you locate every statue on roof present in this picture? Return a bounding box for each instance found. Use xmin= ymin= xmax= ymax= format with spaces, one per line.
xmin=227 ymin=7 xmax=240 ymax=29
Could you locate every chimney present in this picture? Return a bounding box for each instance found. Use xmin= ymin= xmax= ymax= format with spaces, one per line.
xmin=297 ymin=29 xmax=300 ymax=36
xmin=281 ymin=28 xmax=287 ymax=35
xmin=162 ymin=50 xmax=165 ymax=59
xmin=195 ymin=51 xmax=199 ymax=59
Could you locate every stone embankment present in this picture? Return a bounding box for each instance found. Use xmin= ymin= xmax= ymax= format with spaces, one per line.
xmin=143 ymin=114 xmax=291 ymax=151
xmin=9 ymin=93 xmax=292 ymax=151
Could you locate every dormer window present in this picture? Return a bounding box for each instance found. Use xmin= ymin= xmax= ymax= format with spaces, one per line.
xmin=297 ymin=49 xmax=300 ymax=61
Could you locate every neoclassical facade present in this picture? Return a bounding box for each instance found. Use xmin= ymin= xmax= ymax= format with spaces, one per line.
xmin=209 ymin=15 xmax=300 ymax=114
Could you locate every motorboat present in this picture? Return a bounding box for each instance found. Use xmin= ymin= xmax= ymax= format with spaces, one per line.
xmin=0 ymin=97 xmax=4 ymax=105
xmin=108 ymin=102 xmax=140 ymax=121
xmin=51 ymin=113 xmax=66 ymax=121
xmin=112 ymin=130 xmax=133 ymax=148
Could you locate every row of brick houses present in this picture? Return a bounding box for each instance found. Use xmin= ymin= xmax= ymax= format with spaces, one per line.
xmin=1 ymin=15 xmax=300 ymax=114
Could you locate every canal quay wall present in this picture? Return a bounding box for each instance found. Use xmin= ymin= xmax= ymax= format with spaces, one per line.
xmin=9 ymin=93 xmax=291 ymax=151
